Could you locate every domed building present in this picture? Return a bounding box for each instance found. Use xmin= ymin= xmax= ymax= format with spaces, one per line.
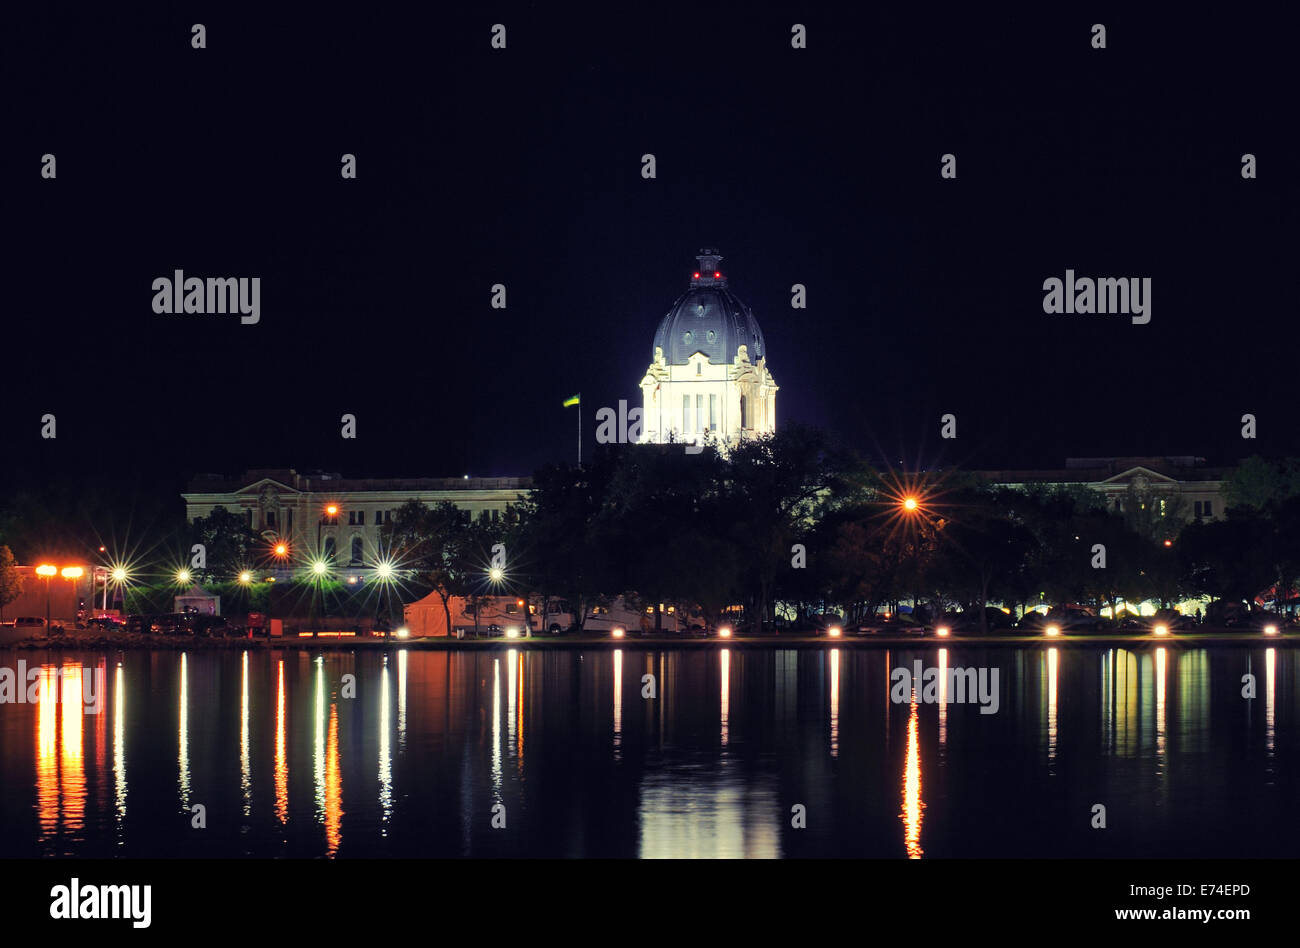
xmin=639 ymin=250 xmax=778 ymax=447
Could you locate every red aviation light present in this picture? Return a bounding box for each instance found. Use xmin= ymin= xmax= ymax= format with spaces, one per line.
xmin=714 ymin=271 xmax=720 ymax=278
xmin=693 ymin=272 xmax=700 ymax=279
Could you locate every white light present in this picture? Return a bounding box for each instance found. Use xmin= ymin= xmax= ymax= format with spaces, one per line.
xmin=395 ymin=626 xmax=409 ymax=639
xmin=828 ymin=625 xmax=842 ymax=638
xmin=936 ymin=626 xmax=950 ymax=637
xmin=718 ymin=626 xmax=732 ymax=638
xmin=1264 ymin=624 xmax=1278 ymax=636
xmin=1045 ymin=624 xmax=1060 ymax=637
xmin=1153 ymin=624 xmax=1169 ymax=636
xmin=489 ymin=567 xmax=504 ymax=582
xmin=611 ymin=627 xmax=625 ymax=639
xmin=505 ymin=627 xmax=519 ymax=638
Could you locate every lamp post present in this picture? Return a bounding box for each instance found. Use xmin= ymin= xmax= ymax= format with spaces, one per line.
xmin=36 ymin=564 xmax=57 ymax=631
xmin=61 ymin=567 xmax=84 ymax=626
xmin=318 ymin=504 xmax=339 ymax=565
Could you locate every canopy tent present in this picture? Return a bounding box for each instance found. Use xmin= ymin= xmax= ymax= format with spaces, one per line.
xmin=175 ymin=586 xmax=220 ymax=616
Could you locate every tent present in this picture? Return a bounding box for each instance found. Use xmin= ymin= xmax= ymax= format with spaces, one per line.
xmin=175 ymin=586 xmax=220 ymax=616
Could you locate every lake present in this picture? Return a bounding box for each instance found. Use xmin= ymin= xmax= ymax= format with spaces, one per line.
xmin=0 ymin=644 xmax=1294 ymax=858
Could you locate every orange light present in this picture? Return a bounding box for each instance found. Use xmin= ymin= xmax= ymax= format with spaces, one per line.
xmin=1264 ymin=624 xmax=1278 ymax=636
xmin=1163 ymin=539 xmax=1172 ymax=548
xmin=1045 ymin=625 xmax=1060 ymax=637
xmin=828 ymin=625 xmax=842 ymax=638
xmin=325 ymin=504 xmax=339 ymax=517
xmin=274 ymin=543 xmax=288 ymax=557
xmin=936 ymin=626 xmax=950 ymax=637
xmin=60 ymin=567 xmax=84 ymax=579
xmin=36 ymin=564 xmax=58 ymax=577
xmin=718 ymin=626 xmax=732 ymax=638
xmin=516 ymin=599 xmax=525 ymax=607
xmin=612 ymin=627 xmax=625 ymax=639
xmin=1153 ymin=624 xmax=1169 ymax=636
xmin=903 ymin=497 xmax=919 ymax=511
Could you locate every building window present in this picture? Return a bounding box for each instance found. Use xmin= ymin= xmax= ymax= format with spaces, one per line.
xmin=492 ymin=509 xmax=500 ymax=522
xmin=350 ymin=536 xmax=363 ymax=565
xmin=696 ymin=394 xmax=703 ymax=433
xmin=266 ymin=511 xmax=277 ymax=528
xmin=696 ymin=362 xmax=702 ymax=376
xmin=709 ymin=394 xmax=717 ymax=431
xmin=682 ymin=394 xmax=690 ymax=432
xmin=324 ymin=537 xmax=337 ymax=561
xmin=247 ymin=509 xmax=253 ymax=529
xmin=740 ymin=394 xmax=748 ymax=429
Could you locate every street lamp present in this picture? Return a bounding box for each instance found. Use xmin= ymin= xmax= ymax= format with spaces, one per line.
xmin=36 ymin=564 xmax=57 ymax=631
xmin=318 ymin=504 xmax=340 ymax=565
xmin=61 ymin=567 xmax=84 ymax=626
xmin=902 ymin=497 xmax=919 ymax=511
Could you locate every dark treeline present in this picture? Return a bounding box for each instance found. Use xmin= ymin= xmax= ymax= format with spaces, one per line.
xmin=379 ymin=435 xmax=1300 ymax=633
xmin=4 ymin=438 xmax=1300 ymax=629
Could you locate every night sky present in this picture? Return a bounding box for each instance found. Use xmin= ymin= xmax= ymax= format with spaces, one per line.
xmin=4 ymin=5 xmax=1297 ymax=514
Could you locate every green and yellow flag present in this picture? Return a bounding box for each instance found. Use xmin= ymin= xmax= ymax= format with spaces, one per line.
xmin=562 ymin=394 xmax=580 ymax=408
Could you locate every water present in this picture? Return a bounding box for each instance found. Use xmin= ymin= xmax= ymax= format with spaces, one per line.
xmin=0 ymin=645 xmax=1294 ymax=858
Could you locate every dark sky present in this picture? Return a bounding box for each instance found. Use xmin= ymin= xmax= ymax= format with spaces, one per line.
xmin=5 ymin=5 xmax=1297 ymax=512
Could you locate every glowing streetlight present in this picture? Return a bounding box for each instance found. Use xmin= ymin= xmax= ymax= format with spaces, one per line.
xmin=718 ymin=625 xmax=733 ymax=638
xmin=488 ymin=566 xmax=504 ymax=583
xmin=36 ymin=564 xmax=57 ymax=631
xmin=936 ymin=625 xmax=951 ymax=638
xmin=312 ymin=560 xmax=329 ymax=576
xmin=902 ymin=497 xmax=919 ymax=511
xmin=238 ymin=571 xmax=253 ymax=584
xmin=828 ymin=625 xmax=842 ymax=638
xmin=60 ymin=566 xmax=83 ymax=580
xmin=176 ymin=568 xmax=192 ymax=584
xmin=1045 ymin=624 xmax=1061 ymax=637
xmin=111 ymin=567 xmax=127 ymax=583
xmin=1264 ymin=624 xmax=1278 ymax=636
xmin=325 ymin=504 xmax=339 ymax=517
xmin=273 ymin=542 xmax=289 ymax=558
xmin=375 ymin=560 xmax=394 ymax=581
xmin=1153 ymin=623 xmax=1169 ymax=637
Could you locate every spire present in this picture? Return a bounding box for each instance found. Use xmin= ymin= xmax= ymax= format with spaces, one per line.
xmin=690 ymin=248 xmax=727 ymax=287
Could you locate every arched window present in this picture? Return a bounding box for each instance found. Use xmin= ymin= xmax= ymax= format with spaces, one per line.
xmin=324 ymin=537 xmax=337 ymax=561
xmin=350 ymin=536 xmax=363 ymax=565
xmin=739 ymin=394 xmax=749 ymax=429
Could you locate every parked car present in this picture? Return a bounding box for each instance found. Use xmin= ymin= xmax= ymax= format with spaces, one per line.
xmin=14 ymin=617 xmax=47 ymax=631
xmin=150 ymin=613 xmax=195 ymax=635
xmin=192 ymin=616 xmax=231 ymax=637
xmin=87 ymin=614 xmax=127 ymax=631
xmin=1014 ymin=612 xmax=1048 ymax=633
xmin=859 ymin=615 xmax=929 ymax=636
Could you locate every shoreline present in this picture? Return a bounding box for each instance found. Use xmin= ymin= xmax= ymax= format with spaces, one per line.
xmin=1 ymin=630 xmax=1296 ymax=651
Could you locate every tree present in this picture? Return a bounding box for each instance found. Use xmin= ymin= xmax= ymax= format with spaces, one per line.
xmin=188 ymin=506 xmax=262 ymax=582
xmin=383 ymin=500 xmax=477 ymax=636
xmin=0 ymin=545 xmax=23 ymax=620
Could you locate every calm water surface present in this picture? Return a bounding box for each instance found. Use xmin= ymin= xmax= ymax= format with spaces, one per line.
xmin=1 ymin=645 xmax=1295 ymax=858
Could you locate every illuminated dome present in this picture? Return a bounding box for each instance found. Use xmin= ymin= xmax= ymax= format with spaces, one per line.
xmin=651 ymin=250 xmax=766 ymax=366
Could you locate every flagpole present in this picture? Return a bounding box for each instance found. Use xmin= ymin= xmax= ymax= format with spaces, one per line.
xmin=578 ymin=391 xmax=582 ymax=466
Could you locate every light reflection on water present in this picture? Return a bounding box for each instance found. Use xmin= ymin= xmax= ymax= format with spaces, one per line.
xmin=3 ymin=645 xmax=1298 ymax=858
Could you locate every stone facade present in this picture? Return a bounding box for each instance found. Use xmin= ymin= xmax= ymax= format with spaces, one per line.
xmin=182 ymin=469 xmax=530 ymax=575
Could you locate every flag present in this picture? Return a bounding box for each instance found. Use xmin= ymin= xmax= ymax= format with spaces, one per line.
xmin=562 ymin=394 xmax=580 ymax=408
